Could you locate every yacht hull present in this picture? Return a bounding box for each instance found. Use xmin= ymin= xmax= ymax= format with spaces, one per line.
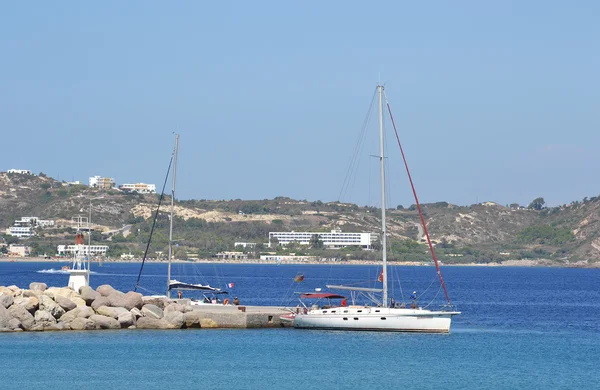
xmin=293 ymin=307 xmax=459 ymax=333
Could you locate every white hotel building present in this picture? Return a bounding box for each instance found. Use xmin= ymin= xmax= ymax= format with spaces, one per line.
xmin=57 ymin=244 xmax=109 ymax=257
xmin=119 ymin=183 xmax=156 ymax=194
xmin=7 ymin=169 xmax=33 ymax=175
xmin=269 ymin=229 xmax=378 ymax=249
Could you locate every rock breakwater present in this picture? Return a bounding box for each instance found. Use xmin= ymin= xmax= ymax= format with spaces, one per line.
xmin=0 ymin=283 xmax=289 ymax=332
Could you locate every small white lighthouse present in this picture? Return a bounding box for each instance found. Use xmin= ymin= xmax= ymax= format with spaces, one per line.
xmin=68 ymin=232 xmax=90 ymax=292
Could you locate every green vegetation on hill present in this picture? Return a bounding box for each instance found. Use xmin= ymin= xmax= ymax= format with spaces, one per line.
xmin=1 ymin=172 xmax=599 ymax=263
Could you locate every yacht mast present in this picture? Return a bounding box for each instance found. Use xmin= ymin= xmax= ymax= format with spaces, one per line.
xmin=167 ymin=133 xmax=179 ymax=298
xmin=378 ymin=85 xmax=388 ymax=307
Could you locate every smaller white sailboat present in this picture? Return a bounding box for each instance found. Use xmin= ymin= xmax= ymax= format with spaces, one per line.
xmin=135 ymin=134 xmax=230 ymax=304
xmin=293 ymin=85 xmax=460 ymax=333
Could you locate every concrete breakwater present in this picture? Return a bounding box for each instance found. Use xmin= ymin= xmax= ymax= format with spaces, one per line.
xmin=0 ymin=283 xmax=291 ymax=332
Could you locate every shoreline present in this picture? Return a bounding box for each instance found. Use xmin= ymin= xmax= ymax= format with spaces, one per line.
xmin=1 ymin=257 xmax=599 ymax=269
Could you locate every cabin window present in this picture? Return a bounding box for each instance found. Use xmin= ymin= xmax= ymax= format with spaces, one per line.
xmin=331 ymin=310 xmax=336 ymax=313
xmin=381 ymin=317 xmax=387 ymax=320
xmin=375 ymin=310 xmax=380 ymax=313
xmin=343 ymin=317 xmax=348 ymax=321
xmin=357 ymin=310 xmax=363 ymax=313
xmin=343 ymin=310 xmax=348 ymax=313
xmin=322 ymin=311 xmax=327 ymax=314
xmin=354 ymin=317 xmax=359 ymax=320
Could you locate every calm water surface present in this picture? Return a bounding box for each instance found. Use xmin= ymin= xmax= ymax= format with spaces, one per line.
xmin=1 ymin=262 xmax=599 ymax=389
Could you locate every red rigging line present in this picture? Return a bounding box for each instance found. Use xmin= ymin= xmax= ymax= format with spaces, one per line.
xmin=385 ymin=99 xmax=452 ymax=305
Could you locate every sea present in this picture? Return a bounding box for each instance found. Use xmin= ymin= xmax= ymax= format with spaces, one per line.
xmin=1 ymin=261 xmax=599 ymax=390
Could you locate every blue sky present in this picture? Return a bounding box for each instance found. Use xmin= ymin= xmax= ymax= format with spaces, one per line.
xmin=1 ymin=1 xmax=598 ymax=208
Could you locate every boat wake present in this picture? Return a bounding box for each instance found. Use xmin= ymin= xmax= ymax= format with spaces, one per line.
xmin=36 ymin=268 xmax=98 ymax=275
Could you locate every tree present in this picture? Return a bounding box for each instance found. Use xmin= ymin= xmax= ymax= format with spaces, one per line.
xmin=310 ymin=234 xmax=324 ymax=249
xmin=528 ymin=197 xmax=545 ymax=211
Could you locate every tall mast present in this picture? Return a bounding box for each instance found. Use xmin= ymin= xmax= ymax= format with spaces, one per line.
xmin=378 ymin=85 xmax=388 ymax=307
xmin=167 ymin=133 xmax=179 ymax=298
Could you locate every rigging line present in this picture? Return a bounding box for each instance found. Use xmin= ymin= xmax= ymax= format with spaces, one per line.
xmin=343 ymin=88 xmax=376 ymax=200
xmin=423 ymin=284 xmax=442 ymax=309
xmin=279 ymin=279 xmax=299 ymax=307
xmin=134 ymin=154 xmax=174 ymax=293
xmin=338 ymin=88 xmax=377 ymax=202
xmin=419 ymin=275 xmax=440 ymax=298
xmin=383 ymin=92 xmax=452 ymax=305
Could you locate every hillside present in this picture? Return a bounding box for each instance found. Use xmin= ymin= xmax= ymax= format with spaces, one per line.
xmin=1 ymin=172 xmax=599 ymax=265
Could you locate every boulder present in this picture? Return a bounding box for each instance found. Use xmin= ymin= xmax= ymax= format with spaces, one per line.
xmin=91 ymin=296 xmax=111 ymax=311
xmin=0 ymin=305 xmax=11 ymax=329
xmin=96 ymin=285 xmax=123 ymax=297
xmin=29 ymin=282 xmax=48 ymax=292
xmin=46 ymin=321 xmax=69 ymax=331
xmin=164 ymin=303 xmax=185 ymax=313
xmin=96 ymin=306 xmax=120 ymax=319
xmin=22 ymin=296 xmax=39 ymax=314
xmin=77 ymin=306 xmax=95 ymax=318
xmin=135 ymin=317 xmax=170 ymax=329
xmin=109 ymin=291 xmax=143 ymax=310
xmin=183 ymin=311 xmax=202 ymax=328
xmin=70 ymin=317 xmax=96 ymax=331
xmin=117 ymin=312 xmax=135 ymax=328
xmin=142 ymin=296 xmax=168 ymax=309
xmin=54 ymin=295 xmax=77 ymax=311
xmin=0 ymin=287 xmax=16 ymax=297
xmin=60 ymin=308 xmax=81 ymax=323
xmin=8 ymin=304 xmax=35 ymax=330
xmin=39 ymin=295 xmax=66 ymax=319
xmin=80 ymin=286 xmax=101 ymax=305
xmin=112 ymin=307 xmax=129 ymax=317
xmin=22 ymin=289 xmax=41 ymax=298
xmin=90 ymin=314 xmax=121 ymax=329
xmin=164 ymin=311 xmax=184 ymax=329
xmin=0 ymin=294 xmax=14 ymax=308
xmin=8 ymin=318 xmax=23 ymax=331
xmin=7 ymin=285 xmax=20 ymax=293
xmin=71 ymin=297 xmax=87 ymax=307
xmin=141 ymin=304 xmax=163 ymax=319
xmin=130 ymin=308 xmax=143 ymax=319
xmin=200 ymin=318 xmax=219 ymax=328
xmin=35 ymin=310 xmax=57 ymax=327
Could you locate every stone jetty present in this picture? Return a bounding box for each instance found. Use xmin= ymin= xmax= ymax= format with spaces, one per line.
xmin=0 ymin=283 xmax=291 ymax=332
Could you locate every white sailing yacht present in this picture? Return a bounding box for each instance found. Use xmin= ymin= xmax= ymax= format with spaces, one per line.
xmin=293 ymin=85 xmax=460 ymax=332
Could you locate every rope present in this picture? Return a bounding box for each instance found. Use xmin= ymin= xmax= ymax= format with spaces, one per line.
xmin=338 ymin=88 xmax=377 ymax=202
xmin=136 ymin=285 xmax=164 ymax=296
xmin=134 ymin=154 xmax=174 ymax=292
xmin=383 ymin=90 xmax=452 ymax=305
xmin=422 ymin=284 xmax=442 ymax=309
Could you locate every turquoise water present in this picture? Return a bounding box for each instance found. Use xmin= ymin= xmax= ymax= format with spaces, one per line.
xmin=1 ymin=263 xmax=599 ymax=389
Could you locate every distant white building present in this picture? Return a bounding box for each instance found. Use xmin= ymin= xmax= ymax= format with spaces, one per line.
xmin=215 ymin=251 xmax=247 ymax=260
xmin=6 ymin=226 xmax=34 ymax=238
xmin=37 ymin=220 xmax=55 ymax=227
xmin=234 ymin=242 xmax=257 ymax=249
xmin=89 ymin=176 xmax=115 ymax=190
xmin=268 ymin=229 xmax=378 ymax=249
xmin=13 ymin=217 xmax=54 ymax=228
xmin=57 ymin=244 xmax=109 ymax=256
xmin=119 ymin=183 xmax=156 ymax=194
xmin=8 ymin=244 xmax=31 ymax=257
xmin=7 ymin=169 xmax=33 ymax=175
